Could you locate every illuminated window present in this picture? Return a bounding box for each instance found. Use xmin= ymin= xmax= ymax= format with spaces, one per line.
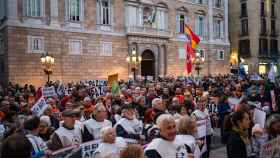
xmin=259 ymin=64 xmax=266 ymax=74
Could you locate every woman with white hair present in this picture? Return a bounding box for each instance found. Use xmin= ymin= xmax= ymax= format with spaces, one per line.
xmin=94 ymin=127 xmax=127 ymax=158
xmin=38 ymin=115 xmax=54 ymax=141
xmin=83 ymin=103 xmax=112 ymax=142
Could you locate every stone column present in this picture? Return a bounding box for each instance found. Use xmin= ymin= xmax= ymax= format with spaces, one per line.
xmin=159 ymin=45 xmax=166 ymax=77
xmin=7 ymin=0 xmax=18 ymax=21
xmin=224 ymin=0 xmax=229 ymax=43
xmin=208 ymin=0 xmax=214 ymax=41
xmin=50 ymin=0 xmax=59 ymax=27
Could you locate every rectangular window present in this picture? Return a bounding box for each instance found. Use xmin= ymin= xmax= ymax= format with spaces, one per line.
xmin=271 ymin=3 xmax=276 ymax=17
xmin=270 ymin=39 xmax=278 ymax=55
xmin=26 ymin=0 xmax=43 ymax=17
xmin=261 ymin=2 xmax=265 ymax=17
xmin=69 ymin=40 xmax=82 ymax=55
xmin=0 ymin=0 xmax=7 ymax=20
xmin=214 ymin=19 xmax=224 ymax=39
xmin=259 ymin=38 xmax=268 ymax=55
xmin=260 ymin=18 xmax=267 ymax=35
xmin=215 ymin=0 xmax=222 ymax=8
xmin=239 ymin=39 xmax=251 ymax=57
xmin=97 ymin=0 xmax=111 ymax=25
xmin=27 ymin=36 xmax=44 ymax=53
xmin=217 ymin=50 xmax=224 ymax=60
xmin=178 ymin=48 xmax=186 ymax=59
xmin=241 ymin=3 xmax=247 ymax=17
xmin=68 ymin=0 xmax=81 ymax=22
xmin=271 ymin=20 xmax=276 ymax=36
xmin=100 ymin=42 xmax=112 ymax=56
xmin=0 ymin=37 xmax=4 ymax=55
xmin=179 ymin=15 xmax=185 ymax=34
xmin=241 ymin=19 xmax=248 ymax=36
xmin=196 ymin=15 xmax=204 ymax=37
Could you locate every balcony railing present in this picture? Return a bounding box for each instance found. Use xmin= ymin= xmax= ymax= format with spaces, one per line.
xmin=126 ymin=26 xmax=171 ymax=38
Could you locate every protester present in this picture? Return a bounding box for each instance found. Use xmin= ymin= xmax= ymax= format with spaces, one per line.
xmin=83 ymin=103 xmax=112 ymax=141
xmin=144 ymin=114 xmax=177 ymax=158
xmin=226 ymin=110 xmax=251 ymax=158
xmin=48 ymin=109 xmax=83 ymax=150
xmin=115 ymin=104 xmax=144 ymax=144
xmin=94 ymin=127 xmax=127 ymax=158
xmin=0 ymin=74 xmax=279 ymax=158
xmin=120 ymin=144 xmax=145 ymax=158
xmin=174 ymin=115 xmax=197 ymax=155
xmin=191 ymin=96 xmax=213 ymax=158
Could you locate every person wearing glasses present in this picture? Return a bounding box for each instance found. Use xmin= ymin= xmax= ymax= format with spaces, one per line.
xmin=83 ymin=103 xmax=112 ymax=142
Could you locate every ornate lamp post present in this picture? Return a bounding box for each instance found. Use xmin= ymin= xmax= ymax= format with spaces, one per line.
xmin=194 ymin=52 xmax=205 ymax=77
xmin=40 ymin=52 xmax=55 ymax=84
xmin=126 ymin=48 xmax=142 ymax=82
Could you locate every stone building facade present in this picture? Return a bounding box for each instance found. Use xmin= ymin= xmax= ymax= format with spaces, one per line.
xmin=0 ymin=0 xmax=230 ymax=86
xmin=229 ymin=0 xmax=280 ymax=74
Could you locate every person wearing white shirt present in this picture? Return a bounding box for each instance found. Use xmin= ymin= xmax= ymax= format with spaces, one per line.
xmin=191 ymin=96 xmax=213 ymax=158
xmin=83 ymin=103 xmax=112 ymax=142
xmin=175 ymin=115 xmax=198 ymax=158
xmin=94 ymin=127 xmax=127 ymax=158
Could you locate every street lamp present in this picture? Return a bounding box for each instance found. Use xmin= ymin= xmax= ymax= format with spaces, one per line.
xmin=126 ymin=48 xmax=142 ymax=82
xmin=40 ymin=52 xmax=55 ymax=84
xmin=194 ymin=52 xmax=204 ymax=77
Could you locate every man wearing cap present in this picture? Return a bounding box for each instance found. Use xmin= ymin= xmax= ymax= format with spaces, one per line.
xmin=47 ymin=109 xmax=83 ymax=150
xmin=115 ymin=104 xmax=144 ymax=144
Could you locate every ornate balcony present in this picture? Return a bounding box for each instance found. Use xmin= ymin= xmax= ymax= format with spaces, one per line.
xmin=126 ymin=26 xmax=171 ymax=38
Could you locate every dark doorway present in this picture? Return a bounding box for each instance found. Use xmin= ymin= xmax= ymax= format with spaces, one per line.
xmin=141 ymin=50 xmax=155 ymax=77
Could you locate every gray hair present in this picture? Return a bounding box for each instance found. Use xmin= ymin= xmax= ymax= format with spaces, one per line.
xmin=156 ymin=114 xmax=175 ymax=129
xmin=152 ymin=98 xmax=162 ymax=108
xmin=100 ymin=126 xmax=115 ymax=141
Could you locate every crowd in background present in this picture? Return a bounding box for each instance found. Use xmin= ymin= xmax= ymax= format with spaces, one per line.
xmin=0 ymin=74 xmax=279 ymax=158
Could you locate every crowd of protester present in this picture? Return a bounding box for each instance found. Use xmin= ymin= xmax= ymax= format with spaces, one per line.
xmin=0 ymin=74 xmax=279 ymax=158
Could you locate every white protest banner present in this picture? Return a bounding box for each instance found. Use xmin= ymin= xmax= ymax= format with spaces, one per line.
xmin=260 ymin=137 xmax=280 ymax=158
xmin=196 ymin=120 xmax=207 ymax=138
xmin=253 ymin=108 xmax=266 ymax=128
xmin=51 ymin=145 xmax=81 ymax=158
xmin=81 ymin=140 xmax=101 ymax=158
xmin=31 ymin=97 xmax=48 ymax=116
xmin=43 ymin=86 xmax=57 ymax=97
xmin=271 ymin=90 xmax=277 ymax=111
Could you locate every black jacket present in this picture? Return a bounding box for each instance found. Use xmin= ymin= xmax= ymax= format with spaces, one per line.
xmin=226 ymin=130 xmax=248 ymax=158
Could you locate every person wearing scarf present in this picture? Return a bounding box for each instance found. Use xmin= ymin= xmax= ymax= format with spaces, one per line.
xmin=226 ymin=110 xmax=251 ymax=158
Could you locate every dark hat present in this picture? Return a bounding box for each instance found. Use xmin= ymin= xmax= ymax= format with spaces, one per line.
xmin=62 ymin=109 xmax=77 ymax=117
xmin=121 ymin=103 xmax=135 ymax=111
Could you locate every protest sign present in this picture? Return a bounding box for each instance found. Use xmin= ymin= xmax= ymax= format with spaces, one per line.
xmin=43 ymin=86 xmax=57 ymax=97
xmin=31 ymin=97 xmax=48 ymax=116
xmin=260 ymin=137 xmax=280 ymax=158
xmin=81 ymin=140 xmax=101 ymax=158
xmin=271 ymin=90 xmax=277 ymax=111
xmin=253 ymin=108 xmax=266 ymax=128
xmin=51 ymin=145 xmax=81 ymax=158
xmin=108 ymin=74 xmax=118 ymax=86
xmin=196 ymin=120 xmax=207 ymax=138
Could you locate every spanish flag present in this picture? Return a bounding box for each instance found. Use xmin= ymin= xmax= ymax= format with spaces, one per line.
xmin=185 ymin=25 xmax=200 ymax=49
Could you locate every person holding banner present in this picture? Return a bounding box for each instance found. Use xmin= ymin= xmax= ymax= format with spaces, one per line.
xmin=115 ymin=104 xmax=144 ymax=145
xmin=94 ymin=127 xmax=127 ymax=158
xmin=48 ymin=109 xmax=83 ymax=150
xmin=191 ymin=96 xmax=213 ymax=158
xmin=83 ymin=103 xmax=112 ymax=142
xmin=174 ymin=115 xmax=197 ymax=157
